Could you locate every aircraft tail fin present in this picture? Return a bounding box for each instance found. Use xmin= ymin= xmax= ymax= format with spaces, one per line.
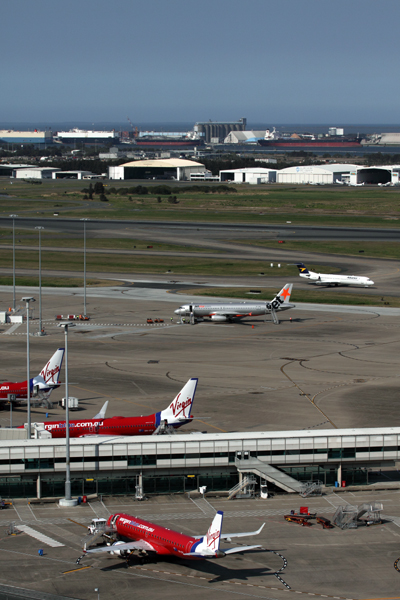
xmin=158 ymin=378 xmax=198 ymax=425
xmin=265 ymin=283 xmax=293 ymax=312
xmin=296 ymin=262 xmax=309 ymax=274
xmin=274 ymin=283 xmax=293 ymax=305
xmin=189 ymin=511 xmax=223 ymax=557
xmin=38 ymin=348 xmax=65 ymax=386
xmin=94 ymin=401 xmax=108 ymax=420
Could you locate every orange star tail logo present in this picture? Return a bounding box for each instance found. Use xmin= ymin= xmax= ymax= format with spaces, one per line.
xmin=280 ymin=287 xmax=291 ymax=301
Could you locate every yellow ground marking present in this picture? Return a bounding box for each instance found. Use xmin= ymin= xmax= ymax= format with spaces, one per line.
xmin=280 ymin=361 xmax=338 ymax=428
xmin=67 ymin=518 xmax=88 ymax=529
xmin=63 ymin=566 xmax=92 ymax=574
xmin=194 ymin=419 xmax=227 ymax=433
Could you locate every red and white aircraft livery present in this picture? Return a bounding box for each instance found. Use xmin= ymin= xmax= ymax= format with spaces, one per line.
xmin=0 ymin=348 xmax=64 ymax=406
xmin=79 ymin=510 xmax=264 ymax=563
xmin=23 ymin=378 xmax=198 ymax=438
xmin=174 ymin=283 xmax=294 ymax=323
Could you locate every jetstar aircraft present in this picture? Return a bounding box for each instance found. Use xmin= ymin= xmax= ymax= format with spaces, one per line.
xmin=295 ymin=262 xmax=374 ymax=287
xmin=0 ymin=348 xmax=65 ymax=406
xmin=78 ymin=510 xmax=264 ymax=564
xmin=21 ymin=378 xmax=198 ymax=438
xmin=174 ymin=284 xmax=294 ymax=323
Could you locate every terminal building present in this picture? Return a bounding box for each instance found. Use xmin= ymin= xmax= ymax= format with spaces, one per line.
xmin=1 ymin=426 xmax=399 ymax=498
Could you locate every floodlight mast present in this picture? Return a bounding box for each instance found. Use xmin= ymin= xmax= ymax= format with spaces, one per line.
xmin=21 ymin=297 xmax=35 ymax=438
xmin=58 ymin=322 xmax=77 ymax=507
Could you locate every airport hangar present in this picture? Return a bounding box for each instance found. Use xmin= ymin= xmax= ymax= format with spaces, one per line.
xmin=220 ymin=167 xmax=277 ymax=184
xmin=108 ymin=158 xmax=206 ymax=181
xmin=1 ymin=426 xmax=399 ymax=498
xmin=276 ymin=164 xmax=400 ymax=185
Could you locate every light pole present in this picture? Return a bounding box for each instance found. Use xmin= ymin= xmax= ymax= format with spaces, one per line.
xmin=58 ymin=321 xmax=77 ymax=507
xmin=35 ymin=227 xmax=44 ymax=335
xmin=22 ymin=297 xmax=35 ymax=439
xmin=10 ymin=214 xmax=18 ymax=311
xmin=80 ymin=219 xmax=89 ymax=316
xmin=94 ymin=589 xmax=99 ymax=600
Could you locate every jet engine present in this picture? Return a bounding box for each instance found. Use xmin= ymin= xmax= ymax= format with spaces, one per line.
xmin=110 ymin=541 xmax=130 ymax=557
xmin=211 ymin=315 xmax=228 ymax=322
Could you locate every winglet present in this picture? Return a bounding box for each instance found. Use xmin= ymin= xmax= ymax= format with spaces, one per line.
xmin=94 ymin=401 xmax=108 ymax=420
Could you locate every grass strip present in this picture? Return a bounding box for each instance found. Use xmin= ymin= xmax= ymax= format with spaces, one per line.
xmin=0 ymin=276 xmax=113 ymax=287
xmin=1 ymin=249 xmax=338 ymax=277
xmin=231 ymin=240 xmax=400 ymax=260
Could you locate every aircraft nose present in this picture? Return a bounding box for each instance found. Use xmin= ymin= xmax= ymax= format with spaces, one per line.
xmin=174 ymin=308 xmax=182 ymax=315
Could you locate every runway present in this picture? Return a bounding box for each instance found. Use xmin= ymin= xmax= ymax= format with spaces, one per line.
xmin=1 ymin=215 xmax=400 ymax=241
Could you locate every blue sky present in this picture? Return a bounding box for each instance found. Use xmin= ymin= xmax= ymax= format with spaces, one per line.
xmin=2 ymin=0 xmax=400 ymax=124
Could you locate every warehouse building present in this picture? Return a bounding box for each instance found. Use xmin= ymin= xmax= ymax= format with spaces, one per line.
xmin=109 ymin=158 xmax=206 ymax=181
xmin=224 ymin=131 xmax=266 ymax=144
xmin=220 ymin=167 xmax=276 ymax=184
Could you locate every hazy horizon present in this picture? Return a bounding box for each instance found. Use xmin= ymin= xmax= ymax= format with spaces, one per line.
xmin=2 ymin=0 xmax=400 ymax=124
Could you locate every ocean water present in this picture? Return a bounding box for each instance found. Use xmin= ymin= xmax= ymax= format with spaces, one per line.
xmin=0 ymin=122 xmax=400 ymax=135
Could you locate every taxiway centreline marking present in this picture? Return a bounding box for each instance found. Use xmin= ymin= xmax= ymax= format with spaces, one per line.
xmin=63 ymin=566 xmax=92 ymax=574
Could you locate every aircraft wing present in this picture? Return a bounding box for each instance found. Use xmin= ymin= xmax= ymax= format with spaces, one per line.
xmin=220 ymin=523 xmax=265 ymax=540
xmin=183 ymin=545 xmax=261 ymax=558
xmin=223 ymin=544 xmax=262 ymax=555
xmin=85 ymin=539 xmax=155 ymax=555
xmin=210 ymin=311 xmax=251 ymax=317
xmin=194 ymin=523 xmax=265 ymax=540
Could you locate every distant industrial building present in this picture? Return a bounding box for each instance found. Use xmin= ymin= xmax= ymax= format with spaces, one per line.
xmin=220 ymin=167 xmax=276 ymax=184
xmin=362 ymin=132 xmax=400 ymax=146
xmin=194 ymin=118 xmax=247 ymax=144
xmin=109 ymin=158 xmax=206 ymax=181
xmin=0 ymin=130 xmax=53 ymax=146
xmin=224 ymin=130 xmax=266 ymax=144
xmin=54 ymin=129 xmax=118 ymax=145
